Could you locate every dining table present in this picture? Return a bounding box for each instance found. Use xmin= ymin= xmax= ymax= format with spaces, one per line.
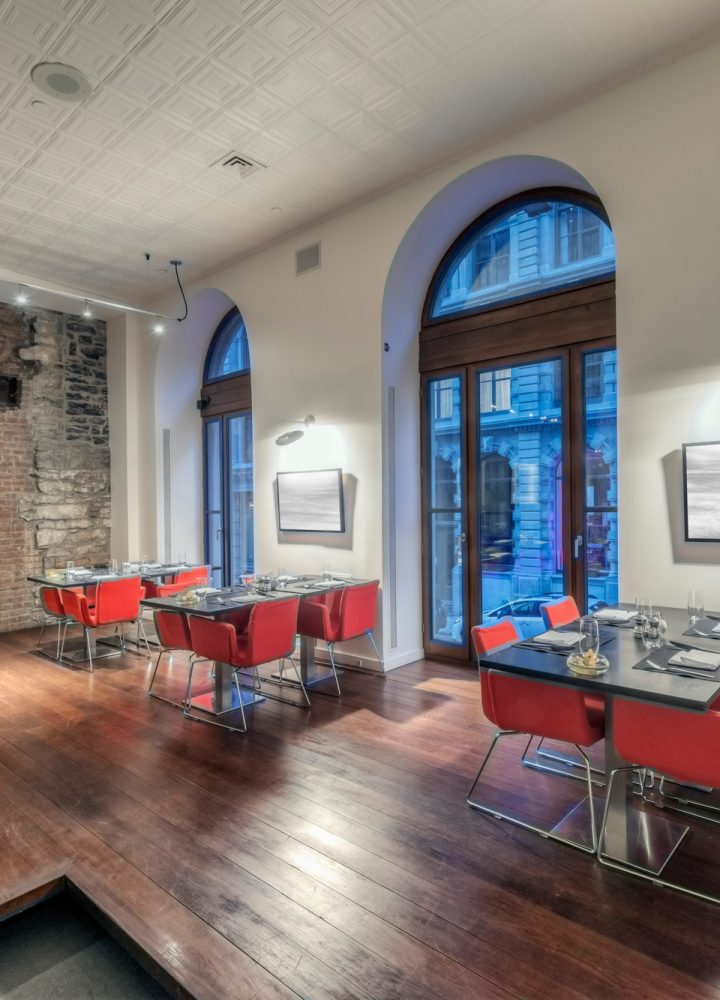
xmin=28 ymin=564 xmax=206 ymax=663
xmin=140 ymin=575 xmax=373 ymax=722
xmin=477 ymin=604 xmax=720 ymax=876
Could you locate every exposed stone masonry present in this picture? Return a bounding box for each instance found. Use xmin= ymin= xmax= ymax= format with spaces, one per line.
xmin=0 ymin=300 xmax=110 ymax=632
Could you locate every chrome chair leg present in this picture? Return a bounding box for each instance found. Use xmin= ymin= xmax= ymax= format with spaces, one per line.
xmin=327 ymin=643 xmax=342 ymax=696
xmin=468 ymin=730 xmax=599 ymax=854
xmin=645 ymin=775 xmax=720 ymax=827
xmin=367 ymin=630 xmax=386 ymax=677
xmin=137 ymin=616 xmax=151 ymax=655
xmin=523 ymin=736 xmax=606 ymax=788
xmin=84 ymin=627 xmax=94 ymax=672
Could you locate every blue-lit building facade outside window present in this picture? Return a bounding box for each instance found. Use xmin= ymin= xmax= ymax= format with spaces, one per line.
xmin=426 ymin=196 xmax=617 ymax=645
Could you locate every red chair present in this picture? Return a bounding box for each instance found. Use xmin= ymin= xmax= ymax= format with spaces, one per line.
xmin=142 ymin=566 xmax=209 ymax=599
xmin=599 ymin=697 xmax=720 ymax=904
xmin=147 ymin=610 xmax=195 ymax=708
xmin=186 ymin=597 xmax=307 ymax=732
xmin=36 ymin=587 xmax=72 ymax=661
xmin=469 ymin=620 xmax=604 ymax=853
xmin=296 ymin=581 xmax=383 ymax=696
xmin=61 ymin=578 xmax=148 ymax=671
xmin=540 ymin=595 xmax=580 ymax=629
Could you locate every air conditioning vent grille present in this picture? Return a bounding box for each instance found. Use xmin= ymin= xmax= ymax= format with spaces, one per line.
xmin=211 ymin=151 xmax=266 ymax=180
xmin=296 ymin=243 xmax=321 ymax=275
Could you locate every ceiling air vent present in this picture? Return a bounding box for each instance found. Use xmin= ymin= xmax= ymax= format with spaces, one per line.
xmin=211 ymin=151 xmax=266 ymax=180
xmin=296 ymin=242 xmax=321 ymax=275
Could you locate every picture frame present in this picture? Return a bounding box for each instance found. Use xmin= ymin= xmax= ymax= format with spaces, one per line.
xmin=276 ymin=468 xmax=345 ymax=533
xmin=682 ymin=440 xmax=720 ymax=541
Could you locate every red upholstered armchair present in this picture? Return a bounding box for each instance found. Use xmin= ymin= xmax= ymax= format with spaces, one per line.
xmin=540 ymin=595 xmax=580 ymax=629
xmin=296 ymin=581 xmax=383 ymax=695
xmin=61 ymin=577 xmax=147 ymax=671
xmin=469 ymin=619 xmax=604 ymax=853
xmin=599 ymin=697 xmax=720 ymax=904
xmin=148 ymin=610 xmax=195 ymax=708
xmin=142 ymin=566 xmax=209 ymax=599
xmin=186 ymin=597 xmax=307 ymax=732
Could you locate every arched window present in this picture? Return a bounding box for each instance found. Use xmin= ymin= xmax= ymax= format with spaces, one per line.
xmin=204 ymin=308 xmax=250 ymax=381
xmin=426 ymin=190 xmax=614 ymax=321
xmin=421 ymin=187 xmax=617 ymax=659
xmin=201 ymin=308 xmax=254 ymax=587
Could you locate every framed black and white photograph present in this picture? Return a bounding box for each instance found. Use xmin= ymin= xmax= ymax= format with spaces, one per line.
xmin=277 ymin=468 xmax=345 ymax=533
xmin=683 ymin=441 xmax=720 ymax=541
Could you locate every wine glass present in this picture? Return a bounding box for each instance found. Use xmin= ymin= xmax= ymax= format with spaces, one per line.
xmin=66 ymin=560 xmax=75 ymax=578
xmin=688 ymin=590 xmax=704 ymax=625
xmin=578 ymin=616 xmax=600 ymax=659
xmin=178 ymin=552 xmax=187 ymax=567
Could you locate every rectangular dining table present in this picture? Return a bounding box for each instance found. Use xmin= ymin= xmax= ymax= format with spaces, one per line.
xmin=28 ymin=564 xmax=207 ymax=661
xmin=477 ymin=604 xmax=720 ymax=875
xmin=140 ymin=576 xmax=374 ymax=720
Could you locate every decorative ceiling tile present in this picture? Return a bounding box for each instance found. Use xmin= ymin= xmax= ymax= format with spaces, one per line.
xmin=250 ymin=0 xmax=325 ymax=53
xmin=214 ymin=27 xmax=285 ymax=81
xmin=338 ymin=1 xmax=407 ymax=53
xmin=300 ymin=86 xmax=358 ymax=130
xmin=414 ymin=0 xmax=495 ymax=56
xmin=81 ymin=0 xmax=155 ymax=48
xmin=297 ymin=32 xmax=363 ymax=80
xmin=263 ymin=62 xmax=324 ymax=104
xmin=335 ymin=61 xmax=397 ymax=108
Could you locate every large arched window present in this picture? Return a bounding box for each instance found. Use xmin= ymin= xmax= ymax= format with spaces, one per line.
xmin=201 ymin=308 xmax=254 ymax=587
xmin=427 ymin=191 xmax=614 ymax=321
xmin=421 ymin=187 xmax=617 ymax=661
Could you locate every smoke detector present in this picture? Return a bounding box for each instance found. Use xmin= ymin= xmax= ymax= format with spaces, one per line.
xmin=31 ymin=62 xmax=92 ymax=103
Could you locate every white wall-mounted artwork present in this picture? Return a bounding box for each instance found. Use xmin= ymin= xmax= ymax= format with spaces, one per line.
xmin=683 ymin=441 xmax=720 ymax=542
xmin=277 ymin=469 xmax=345 ymax=533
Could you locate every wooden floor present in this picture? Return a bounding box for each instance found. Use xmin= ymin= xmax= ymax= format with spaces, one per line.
xmin=1 ymin=628 xmax=719 ymax=1000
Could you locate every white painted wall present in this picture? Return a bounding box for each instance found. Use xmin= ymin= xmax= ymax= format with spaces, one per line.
xmin=120 ymin=39 xmax=720 ymax=666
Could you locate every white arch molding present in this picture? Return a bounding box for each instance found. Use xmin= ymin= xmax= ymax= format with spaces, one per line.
xmin=380 ymin=154 xmax=608 ymax=667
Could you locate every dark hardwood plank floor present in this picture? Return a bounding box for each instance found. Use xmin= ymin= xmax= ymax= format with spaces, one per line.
xmin=1 ymin=627 xmax=719 ymax=1000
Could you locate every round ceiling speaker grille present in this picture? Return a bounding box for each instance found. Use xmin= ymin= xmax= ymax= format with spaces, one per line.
xmin=31 ymin=62 xmax=92 ymax=102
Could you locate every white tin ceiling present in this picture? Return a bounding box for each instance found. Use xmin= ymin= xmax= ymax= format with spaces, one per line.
xmin=0 ymin=0 xmax=718 ymax=303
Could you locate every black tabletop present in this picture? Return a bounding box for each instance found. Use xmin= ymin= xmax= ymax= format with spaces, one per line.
xmin=479 ymin=605 xmax=720 ymax=711
xmin=140 ymin=576 xmax=377 ymax=617
xmin=28 ymin=564 xmax=206 ymax=589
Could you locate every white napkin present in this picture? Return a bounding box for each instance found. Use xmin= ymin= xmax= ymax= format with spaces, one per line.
xmin=593 ymin=608 xmax=635 ymax=623
xmin=712 ymin=623 xmax=720 ymax=634
xmin=195 ymin=587 xmax=221 ymax=596
xmin=668 ymin=648 xmax=720 ymax=671
xmin=532 ymin=630 xmax=580 ymax=648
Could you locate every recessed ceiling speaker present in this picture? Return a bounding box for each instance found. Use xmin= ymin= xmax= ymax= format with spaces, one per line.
xmin=31 ymin=62 xmax=92 ymax=103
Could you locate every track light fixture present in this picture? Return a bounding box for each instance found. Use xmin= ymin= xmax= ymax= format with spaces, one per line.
xmin=16 ymin=284 xmax=27 ymax=305
xmin=82 ymin=299 xmax=92 ymax=318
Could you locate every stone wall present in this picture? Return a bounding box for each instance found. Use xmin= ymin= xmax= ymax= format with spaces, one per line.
xmin=0 ymin=300 xmax=110 ymax=632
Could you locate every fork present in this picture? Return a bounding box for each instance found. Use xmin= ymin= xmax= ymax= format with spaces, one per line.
xmin=644 ymin=659 xmax=714 ymax=681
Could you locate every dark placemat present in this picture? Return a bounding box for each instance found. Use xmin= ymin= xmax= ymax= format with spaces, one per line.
xmin=633 ymin=644 xmax=720 ymax=681
xmin=682 ymin=617 xmax=720 ymax=641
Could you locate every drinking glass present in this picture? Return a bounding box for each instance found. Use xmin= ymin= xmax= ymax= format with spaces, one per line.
xmin=121 ymin=561 xmax=131 ymax=575
xmin=578 ymin=616 xmax=600 ymax=658
xmin=66 ymin=560 xmax=74 ymax=578
xmin=140 ymin=553 xmax=148 ymax=569
xmin=178 ymin=552 xmax=187 ymax=566
xmin=109 ymin=558 xmax=118 ymax=575
xmin=321 ymin=563 xmax=331 ymax=582
xmin=688 ymin=590 xmax=704 ymax=625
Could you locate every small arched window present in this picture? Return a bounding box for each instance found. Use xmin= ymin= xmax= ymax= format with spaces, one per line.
xmin=204 ymin=308 xmax=250 ymax=382
xmin=427 ymin=190 xmax=615 ymax=321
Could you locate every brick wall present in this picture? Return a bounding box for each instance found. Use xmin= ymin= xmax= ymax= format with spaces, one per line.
xmin=0 ymin=300 xmax=110 ymax=632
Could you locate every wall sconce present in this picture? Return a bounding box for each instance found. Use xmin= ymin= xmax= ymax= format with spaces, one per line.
xmin=275 ymin=414 xmax=315 ymax=446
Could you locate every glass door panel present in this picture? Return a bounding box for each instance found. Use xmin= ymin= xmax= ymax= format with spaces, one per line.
xmin=426 ymin=375 xmax=466 ymax=648
xmin=583 ymin=348 xmax=618 ymax=611
xmin=204 ymin=417 xmax=224 ymax=587
xmin=477 ymin=358 xmax=565 ymax=639
xmin=227 ymin=413 xmax=254 ymax=586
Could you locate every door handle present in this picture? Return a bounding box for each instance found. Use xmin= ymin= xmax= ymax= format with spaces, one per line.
xmin=573 ymin=534 xmax=583 ymax=559
xmin=216 ymin=527 xmax=224 ymax=540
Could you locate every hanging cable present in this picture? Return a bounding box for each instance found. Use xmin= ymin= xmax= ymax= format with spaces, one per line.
xmin=170 ymin=258 xmax=188 ymax=322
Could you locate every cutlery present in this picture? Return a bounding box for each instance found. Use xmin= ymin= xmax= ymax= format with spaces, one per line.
xmin=705 ymin=613 xmax=720 ymax=621
xmin=687 ymin=628 xmax=720 ymax=639
xmin=644 ymin=659 xmax=716 ymax=681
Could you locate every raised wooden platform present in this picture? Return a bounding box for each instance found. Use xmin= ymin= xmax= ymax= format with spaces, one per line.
xmin=0 ymin=627 xmax=719 ymax=999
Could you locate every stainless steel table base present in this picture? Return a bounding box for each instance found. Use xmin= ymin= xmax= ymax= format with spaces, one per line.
xmin=271 ymin=663 xmax=343 ymax=689
xmin=522 ymin=740 xmax=606 ymax=788
xmin=550 ymin=795 xmax=604 ymax=853
xmin=190 ymin=686 xmax=265 ymax=715
xmin=62 ymin=637 xmax=121 ymax=666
